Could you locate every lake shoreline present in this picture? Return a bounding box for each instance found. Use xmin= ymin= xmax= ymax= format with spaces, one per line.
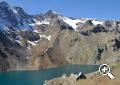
xmin=0 ymin=64 xmax=99 ymax=73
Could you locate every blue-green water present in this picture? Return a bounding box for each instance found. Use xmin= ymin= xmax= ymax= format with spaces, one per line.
xmin=0 ymin=64 xmax=99 ymax=85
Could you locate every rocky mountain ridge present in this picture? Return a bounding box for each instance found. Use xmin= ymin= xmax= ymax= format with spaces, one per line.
xmin=0 ymin=1 xmax=120 ymax=71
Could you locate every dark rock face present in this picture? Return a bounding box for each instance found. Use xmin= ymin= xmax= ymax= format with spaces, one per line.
xmin=94 ymin=47 xmax=104 ymax=63
xmin=113 ymin=39 xmax=120 ymax=51
xmin=19 ymin=30 xmax=40 ymax=41
xmin=0 ymin=30 xmax=12 ymax=46
xmin=0 ymin=2 xmax=18 ymax=27
xmin=60 ymin=25 xmax=74 ymax=30
xmin=92 ymin=25 xmax=106 ymax=33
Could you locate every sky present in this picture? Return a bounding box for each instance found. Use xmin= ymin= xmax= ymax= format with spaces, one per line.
xmin=5 ymin=0 xmax=120 ymax=20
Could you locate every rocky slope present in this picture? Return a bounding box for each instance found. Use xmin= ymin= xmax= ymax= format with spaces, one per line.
xmin=0 ymin=1 xmax=120 ymax=71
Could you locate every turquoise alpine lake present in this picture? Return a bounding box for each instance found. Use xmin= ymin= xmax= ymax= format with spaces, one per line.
xmin=0 ymin=64 xmax=99 ymax=85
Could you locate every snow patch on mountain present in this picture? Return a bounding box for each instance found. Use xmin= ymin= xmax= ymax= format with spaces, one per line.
xmin=27 ymin=40 xmax=37 ymax=46
xmin=92 ymin=20 xmax=104 ymax=25
xmin=15 ymin=40 xmax=22 ymax=44
xmin=34 ymin=29 xmax=39 ymax=33
xmin=58 ymin=16 xmax=105 ymax=31
xmin=59 ymin=16 xmax=86 ymax=31
xmin=12 ymin=8 xmax=18 ymax=14
xmin=29 ymin=18 xmax=50 ymax=26
xmin=51 ymin=11 xmax=57 ymax=14
xmin=39 ymin=34 xmax=51 ymax=41
xmin=4 ymin=27 xmax=10 ymax=33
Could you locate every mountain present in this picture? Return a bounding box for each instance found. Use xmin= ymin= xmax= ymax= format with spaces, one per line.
xmin=0 ymin=1 xmax=120 ymax=71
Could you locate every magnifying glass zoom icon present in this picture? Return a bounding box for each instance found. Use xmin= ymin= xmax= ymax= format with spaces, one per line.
xmin=107 ymin=72 xmax=114 ymax=79
xmin=99 ymin=64 xmax=115 ymax=79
